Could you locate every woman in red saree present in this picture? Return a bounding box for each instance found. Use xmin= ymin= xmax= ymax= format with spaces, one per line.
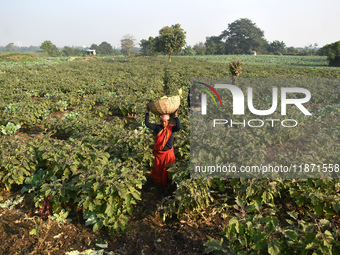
xmin=145 ymin=109 xmax=181 ymax=187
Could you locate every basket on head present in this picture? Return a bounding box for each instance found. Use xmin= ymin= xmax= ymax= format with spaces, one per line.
xmin=148 ymin=95 xmax=180 ymax=115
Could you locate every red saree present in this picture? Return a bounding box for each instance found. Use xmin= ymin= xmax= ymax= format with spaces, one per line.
xmin=152 ymin=124 xmax=175 ymax=187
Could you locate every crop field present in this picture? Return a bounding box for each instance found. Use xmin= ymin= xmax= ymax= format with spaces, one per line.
xmin=0 ymin=54 xmax=340 ymax=254
xmin=181 ymin=54 xmax=332 ymax=67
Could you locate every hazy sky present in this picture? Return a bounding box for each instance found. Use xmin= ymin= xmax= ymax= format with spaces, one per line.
xmin=1 ymin=0 xmax=339 ymax=48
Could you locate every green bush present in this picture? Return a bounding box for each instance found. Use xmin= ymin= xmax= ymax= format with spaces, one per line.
xmin=327 ymin=41 xmax=340 ymax=67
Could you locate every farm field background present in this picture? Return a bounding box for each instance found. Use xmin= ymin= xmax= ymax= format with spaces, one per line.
xmin=0 ymin=53 xmax=340 ymax=254
xmin=181 ymin=54 xmax=331 ymax=67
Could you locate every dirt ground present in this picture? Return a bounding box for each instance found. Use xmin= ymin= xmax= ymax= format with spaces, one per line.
xmin=0 ymin=173 xmax=226 ymax=255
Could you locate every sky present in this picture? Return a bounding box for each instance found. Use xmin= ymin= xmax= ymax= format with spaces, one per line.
xmin=1 ymin=0 xmax=339 ymax=49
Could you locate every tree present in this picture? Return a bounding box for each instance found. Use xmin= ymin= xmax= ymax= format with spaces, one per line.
xmin=74 ymin=48 xmax=86 ymax=56
xmin=88 ymin=42 xmax=113 ymax=55
xmin=267 ymin=40 xmax=286 ymax=55
xmin=5 ymin=43 xmax=15 ymax=52
xmin=156 ymin=24 xmax=186 ymax=62
xmin=326 ymin=41 xmax=340 ymax=67
xmin=63 ymin=46 xmax=75 ymax=56
xmin=318 ymin=44 xmax=331 ymax=56
xmin=221 ymin=18 xmax=267 ymax=54
xmin=205 ymin=36 xmax=224 ymax=55
xmin=28 ymin=45 xmax=40 ymax=52
xmin=286 ymin=46 xmax=299 ymax=55
xmin=90 ymin=44 xmax=100 ymax=55
xmin=193 ymin=42 xmax=207 ymax=55
xmin=121 ymin=34 xmax=135 ymax=56
xmin=180 ymin=45 xmax=196 ymax=56
xmin=51 ymin=44 xmax=62 ymax=56
xmin=99 ymin=41 xmax=114 ymax=55
xmin=40 ymin=40 xmax=54 ymax=56
xmin=140 ymin=36 xmax=158 ymax=56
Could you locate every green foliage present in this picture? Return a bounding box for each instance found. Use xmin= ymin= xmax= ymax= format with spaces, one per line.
xmin=159 ymin=170 xmax=215 ymax=220
xmin=0 ymin=195 xmax=24 ymax=209
xmin=50 ymin=209 xmax=72 ymax=225
xmin=63 ymin=46 xmax=75 ymax=57
xmin=44 ymin=93 xmax=61 ymax=99
xmin=193 ymin=42 xmax=207 ymax=55
xmin=267 ymin=40 xmax=286 ymax=55
xmin=99 ymin=41 xmax=114 ymax=55
xmin=29 ymin=227 xmax=39 ymax=236
xmin=40 ymin=40 xmax=54 ymax=56
xmin=204 ymin=196 xmax=340 ymax=254
xmin=52 ymin=100 xmax=68 ymax=112
xmin=27 ymin=90 xmax=39 ymax=97
xmin=140 ymin=36 xmax=158 ymax=56
xmin=2 ymin=99 xmax=51 ymax=126
xmin=0 ymin=56 xmax=340 ymax=244
xmin=180 ymin=45 xmax=196 ymax=56
xmin=326 ymin=41 xmax=340 ymax=67
xmin=0 ymin=53 xmax=38 ymax=63
xmin=4 ymin=103 xmax=20 ymax=112
xmin=63 ymin=111 xmax=80 ymax=121
xmin=155 ymin=24 xmax=186 ymax=62
xmin=221 ymin=18 xmax=268 ymax=54
xmin=20 ymin=132 xmax=146 ymax=233
xmin=0 ymin=122 xmax=21 ymax=136
xmin=0 ymin=136 xmax=37 ymax=190
xmin=90 ymin=41 xmax=114 ymax=56
xmin=65 ymin=248 xmax=106 ymax=255
xmin=5 ymin=42 xmax=15 ymax=52
xmin=287 ymin=179 xmax=340 ymax=218
xmin=205 ymin=36 xmax=225 ymax=55
xmin=182 ymin=54 xmax=331 ymax=68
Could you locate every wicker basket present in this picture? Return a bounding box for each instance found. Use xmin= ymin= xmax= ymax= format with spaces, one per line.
xmin=148 ymin=95 xmax=180 ymax=115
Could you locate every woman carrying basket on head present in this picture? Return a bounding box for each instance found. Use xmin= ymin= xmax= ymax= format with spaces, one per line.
xmin=145 ymin=108 xmax=181 ymax=187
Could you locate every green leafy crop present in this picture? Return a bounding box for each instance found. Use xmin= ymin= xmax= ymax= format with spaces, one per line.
xmin=0 ymin=122 xmax=21 ymax=136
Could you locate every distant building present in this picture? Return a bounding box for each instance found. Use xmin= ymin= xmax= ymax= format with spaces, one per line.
xmin=86 ymin=49 xmax=96 ymax=55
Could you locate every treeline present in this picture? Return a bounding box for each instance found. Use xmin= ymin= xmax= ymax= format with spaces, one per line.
xmin=2 ymin=18 xmax=339 ymax=66
xmin=0 ymin=44 xmax=40 ymax=53
xmin=138 ymin=18 xmax=329 ymax=57
xmin=39 ymin=40 xmax=122 ymax=57
xmin=0 ymin=41 xmax=122 ymax=57
xmin=174 ymin=18 xmax=325 ymax=57
xmin=180 ymin=43 xmax=323 ymax=56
